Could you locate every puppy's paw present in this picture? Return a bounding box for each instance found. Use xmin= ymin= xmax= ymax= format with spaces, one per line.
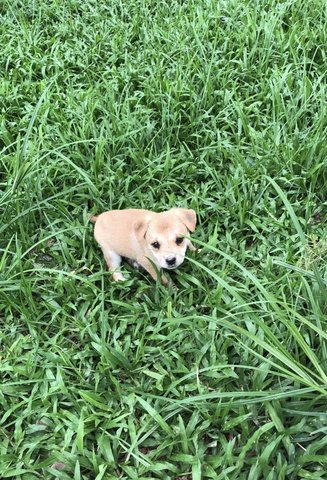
xmin=169 ymin=281 xmax=178 ymax=290
xmin=113 ymin=272 xmax=126 ymax=281
xmin=161 ymin=275 xmax=177 ymax=289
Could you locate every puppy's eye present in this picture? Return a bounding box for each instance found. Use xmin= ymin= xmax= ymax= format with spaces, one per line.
xmin=176 ymin=237 xmax=184 ymax=245
xmin=151 ymin=241 xmax=160 ymax=249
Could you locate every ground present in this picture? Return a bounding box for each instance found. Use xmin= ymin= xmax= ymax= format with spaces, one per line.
xmin=0 ymin=0 xmax=327 ymax=479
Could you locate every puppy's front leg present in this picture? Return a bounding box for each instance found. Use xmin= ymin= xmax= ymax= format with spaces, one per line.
xmin=138 ymin=258 xmax=172 ymax=287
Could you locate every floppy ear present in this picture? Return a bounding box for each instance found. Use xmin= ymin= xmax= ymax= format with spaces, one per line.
xmin=133 ymin=218 xmax=151 ymax=241
xmin=173 ymin=208 xmax=197 ymax=232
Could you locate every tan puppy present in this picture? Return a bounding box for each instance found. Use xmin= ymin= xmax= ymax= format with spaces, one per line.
xmin=91 ymin=208 xmax=196 ymax=285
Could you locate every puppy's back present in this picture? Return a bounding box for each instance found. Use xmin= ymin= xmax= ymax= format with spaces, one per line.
xmin=93 ymin=209 xmax=152 ymax=258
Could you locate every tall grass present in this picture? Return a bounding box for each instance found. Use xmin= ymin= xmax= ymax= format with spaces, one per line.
xmin=1 ymin=0 xmax=326 ymax=478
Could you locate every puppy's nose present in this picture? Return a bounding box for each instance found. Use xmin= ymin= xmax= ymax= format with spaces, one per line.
xmin=166 ymin=256 xmax=176 ymax=266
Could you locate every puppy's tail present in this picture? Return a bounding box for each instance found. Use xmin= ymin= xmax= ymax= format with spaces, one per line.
xmin=88 ymin=213 xmax=98 ymax=223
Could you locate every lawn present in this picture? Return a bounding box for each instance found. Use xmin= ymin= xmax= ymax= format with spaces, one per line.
xmin=1 ymin=0 xmax=327 ymax=478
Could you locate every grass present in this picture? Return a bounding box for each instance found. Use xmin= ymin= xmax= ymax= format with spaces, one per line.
xmin=0 ymin=0 xmax=326 ymax=478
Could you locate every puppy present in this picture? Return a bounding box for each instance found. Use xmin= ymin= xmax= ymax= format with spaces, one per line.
xmin=91 ymin=208 xmax=196 ymax=285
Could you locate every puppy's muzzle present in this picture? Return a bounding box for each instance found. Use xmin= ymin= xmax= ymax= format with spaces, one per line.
xmin=166 ymin=256 xmax=177 ymax=268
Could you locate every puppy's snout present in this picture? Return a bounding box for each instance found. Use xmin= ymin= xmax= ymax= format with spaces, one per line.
xmin=166 ymin=256 xmax=176 ymax=267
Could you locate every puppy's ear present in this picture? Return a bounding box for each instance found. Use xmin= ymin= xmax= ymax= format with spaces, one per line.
xmin=134 ymin=218 xmax=150 ymax=241
xmin=173 ymin=208 xmax=197 ymax=232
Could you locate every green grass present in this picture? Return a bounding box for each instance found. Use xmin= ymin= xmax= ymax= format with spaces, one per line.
xmin=1 ymin=0 xmax=327 ymax=478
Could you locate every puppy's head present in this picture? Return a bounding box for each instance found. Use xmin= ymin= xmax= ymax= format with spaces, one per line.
xmin=136 ymin=208 xmax=196 ymax=270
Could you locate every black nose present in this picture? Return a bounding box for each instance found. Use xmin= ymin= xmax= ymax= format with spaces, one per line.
xmin=166 ymin=257 xmax=176 ymax=266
